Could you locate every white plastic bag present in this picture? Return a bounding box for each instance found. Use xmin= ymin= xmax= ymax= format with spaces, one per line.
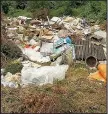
xmin=21 ymin=65 xmax=69 ymax=86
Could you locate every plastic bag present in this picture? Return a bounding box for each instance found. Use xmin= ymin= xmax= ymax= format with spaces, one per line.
xmin=22 ymin=48 xmax=50 ymax=63
xmin=21 ymin=65 xmax=69 ymax=86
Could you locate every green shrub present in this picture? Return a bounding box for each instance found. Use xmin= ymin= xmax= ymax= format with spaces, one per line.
xmin=1 ymin=36 xmax=22 ymax=59
xmin=4 ymin=61 xmax=23 ymax=75
xmin=79 ymin=1 xmax=106 ymax=23
xmin=8 ymin=9 xmax=32 ymax=17
xmin=49 ymin=7 xmax=66 ymax=17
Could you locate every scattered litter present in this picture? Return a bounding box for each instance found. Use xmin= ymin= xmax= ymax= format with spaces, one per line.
xmin=1 ymin=72 xmax=21 ymax=88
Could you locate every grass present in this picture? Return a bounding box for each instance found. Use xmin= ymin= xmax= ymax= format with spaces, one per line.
xmin=1 ymin=63 xmax=106 ymax=113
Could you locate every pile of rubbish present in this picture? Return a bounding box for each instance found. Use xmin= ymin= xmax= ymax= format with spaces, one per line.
xmin=1 ymin=15 xmax=106 ymax=88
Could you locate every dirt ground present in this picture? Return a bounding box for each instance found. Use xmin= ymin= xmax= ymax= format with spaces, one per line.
xmin=1 ymin=63 xmax=106 ymax=113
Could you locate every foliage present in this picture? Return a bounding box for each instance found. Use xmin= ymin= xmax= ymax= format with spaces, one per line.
xmin=1 ymin=24 xmax=22 ymax=59
xmin=7 ymin=9 xmax=32 ymax=17
xmin=1 ymin=37 xmax=22 ymax=59
xmin=4 ymin=61 xmax=23 ymax=75
xmin=79 ymin=1 xmax=106 ymax=23
xmin=1 ymin=1 xmax=106 ymax=23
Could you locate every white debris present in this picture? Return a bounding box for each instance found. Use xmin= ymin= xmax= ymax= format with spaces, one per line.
xmin=94 ymin=30 xmax=106 ymax=39
xmin=51 ymin=56 xmax=63 ymax=66
xmin=1 ymin=69 xmax=5 ymax=75
xmin=21 ymin=65 xmax=69 ymax=86
xmin=18 ymin=16 xmax=32 ymax=20
xmin=1 ymin=72 xmax=21 ymax=88
xmin=93 ymin=25 xmax=100 ymax=31
xmin=22 ymin=48 xmax=50 ymax=63
xmin=29 ymin=39 xmax=38 ymax=45
xmin=40 ymin=42 xmax=53 ymax=54
xmin=94 ymin=30 xmax=106 ymax=44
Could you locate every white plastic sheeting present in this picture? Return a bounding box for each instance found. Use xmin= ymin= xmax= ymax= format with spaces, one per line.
xmin=22 ymin=48 xmax=50 ymax=63
xmin=21 ymin=65 xmax=69 ymax=86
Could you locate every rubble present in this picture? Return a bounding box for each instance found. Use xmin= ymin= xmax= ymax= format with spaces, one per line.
xmin=1 ymin=15 xmax=107 ymax=88
xmin=93 ymin=30 xmax=106 ymax=45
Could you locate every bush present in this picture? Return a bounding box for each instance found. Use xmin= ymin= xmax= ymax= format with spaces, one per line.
xmin=1 ymin=31 xmax=22 ymax=59
xmin=49 ymin=6 xmax=67 ymax=17
xmin=7 ymin=8 xmax=32 ymax=17
xmin=1 ymin=23 xmax=22 ymax=68
xmin=4 ymin=61 xmax=23 ymax=75
xmin=79 ymin=1 xmax=106 ymax=23
xmin=31 ymin=8 xmax=49 ymax=20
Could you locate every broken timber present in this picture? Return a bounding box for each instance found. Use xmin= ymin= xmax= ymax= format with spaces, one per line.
xmin=74 ymin=39 xmax=106 ymax=61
